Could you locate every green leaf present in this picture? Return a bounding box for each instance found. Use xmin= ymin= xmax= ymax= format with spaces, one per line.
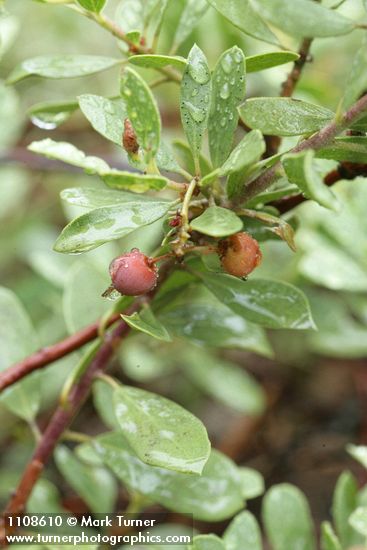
xmin=121 ymin=306 xmax=172 ymax=342
xmin=54 ymin=445 xmax=117 ymax=514
xmin=120 ymin=67 xmax=161 ymax=162
xmin=246 ymin=51 xmax=299 ymax=73
xmin=180 ymin=346 xmax=265 ymax=415
xmin=251 ymin=0 xmax=354 ymax=38
xmin=332 ymin=471 xmax=363 ymax=548
xmin=349 ymin=507 xmax=367 ymax=536
xmin=238 ymin=467 xmax=265 ymax=499
xmin=341 ymin=35 xmax=367 ymax=111
xmin=173 ymin=0 xmax=209 ymax=48
xmin=180 ymin=44 xmax=211 ymax=167
xmin=321 ymin=522 xmax=342 ymax=550
xmin=101 ymin=171 xmax=168 ymax=192
xmin=316 ymin=136 xmax=367 ymax=163
xmin=94 ymin=433 xmax=244 ymax=521
xmin=347 ymin=444 xmax=367 ymax=469
xmin=173 ymin=139 xmax=212 ymax=176
xmin=93 ymin=380 xmax=120 ymax=430
xmin=208 ymin=46 xmax=246 ymax=168
xmin=28 ymin=100 xmax=78 ymax=129
xmin=27 ymin=479 xmax=64 ymax=514
xmin=156 ymin=141 xmax=185 ymax=175
xmin=129 ymin=54 xmax=187 ymax=70
xmin=207 ymin=0 xmax=278 ymax=44
xmin=239 ymin=98 xmax=334 ymax=136
xmin=283 ymin=150 xmax=340 ymax=211
xmin=0 ymin=287 xmax=40 ymax=421
xmin=199 ymin=272 xmax=315 ymax=330
xmin=7 ymin=55 xmax=121 ymax=84
xmin=112 ymin=384 xmax=210 ymax=473
xmin=77 ymin=0 xmax=106 ymax=12
xmin=192 ymin=535 xmax=225 ymax=550
xmin=60 ymin=187 xmax=157 ymax=209
xmin=190 ymin=206 xmax=243 ymax=237
xmin=263 ymin=484 xmax=316 ymax=550
xmin=78 ymin=95 xmax=126 ymax=146
xmin=28 ymin=139 xmax=110 ymax=174
xmin=224 ymin=511 xmax=262 ymax=550
xmin=156 ymin=284 xmax=272 ymax=356
xmin=114 ymin=0 xmax=143 ymax=51
xmin=54 ymin=200 xmax=172 ymax=253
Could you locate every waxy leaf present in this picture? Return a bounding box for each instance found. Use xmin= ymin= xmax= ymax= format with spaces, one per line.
xmin=54 ymin=200 xmax=172 ymax=253
xmin=263 ymin=484 xmax=316 ymax=550
xmin=332 ymin=472 xmax=363 ymax=548
xmin=283 ymin=150 xmax=340 ymax=211
xmin=317 ymin=136 xmax=367 ymax=164
xmin=120 ymin=67 xmax=161 ymax=162
xmin=180 ymin=44 xmax=211 ymax=169
xmin=78 ymin=95 xmax=126 ymax=146
xmin=251 ymin=0 xmax=354 ymax=38
xmin=341 ymin=34 xmax=367 ymax=111
xmin=54 ymin=446 xmax=116 ymax=514
xmin=60 ymin=187 xmax=156 ymax=209
xmin=101 ymin=171 xmax=168 ymax=192
xmin=180 ymin=347 xmax=265 ymax=415
xmin=173 ymin=0 xmax=209 ymax=48
xmin=173 ymin=139 xmax=212 ymax=176
xmin=209 ymin=46 xmax=246 ymax=168
xmin=199 ymin=272 xmax=315 ymax=330
xmin=347 ymin=444 xmax=367 ymax=469
xmin=115 ymin=0 xmax=143 ymax=51
xmin=247 ymin=51 xmax=299 ymax=73
xmin=349 ymin=507 xmax=367 ymax=536
xmin=239 ymin=467 xmax=265 ymax=499
xmin=77 ymin=0 xmax=105 ymax=11
xmin=121 ymin=307 xmax=171 ymax=342
xmin=224 ymin=511 xmax=262 ymax=550
xmin=0 ymin=287 xmax=40 ymax=421
xmin=28 ymin=100 xmax=78 ymax=129
xmin=239 ymin=98 xmax=334 ymax=136
xmin=93 ymin=380 xmax=120 ymax=430
xmin=190 ymin=206 xmax=243 ymax=237
xmin=192 ymin=535 xmax=225 ymax=550
xmin=94 ymin=433 xmax=244 ymax=521
xmin=224 ymin=130 xmax=265 ymax=198
xmin=207 ymin=0 xmax=278 ymax=45
xmin=156 ymin=141 xmax=185 ymax=175
xmin=321 ymin=522 xmax=342 ymax=550
xmin=7 ymin=55 xmax=121 ymax=84
xmin=112 ymin=384 xmax=210 ymax=473
xmin=129 ymin=54 xmax=187 ymax=70
xmin=28 ymin=139 xmax=109 ymax=174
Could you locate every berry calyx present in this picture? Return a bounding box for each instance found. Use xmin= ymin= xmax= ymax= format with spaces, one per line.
xmin=109 ymin=249 xmax=158 ymax=296
xmin=219 ymin=232 xmax=262 ymax=278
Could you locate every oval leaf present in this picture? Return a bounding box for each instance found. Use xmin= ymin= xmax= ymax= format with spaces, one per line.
xmin=121 ymin=307 xmax=171 ymax=341
xmin=224 ymin=511 xmax=262 ymax=550
xmin=120 ymin=67 xmax=161 ymax=163
xmin=180 ymin=44 xmax=211 ymax=168
xmin=190 ymin=206 xmax=243 ymax=237
xmin=199 ymin=272 xmax=315 ymax=330
xmin=208 ymin=46 xmax=246 ymax=168
xmin=78 ymin=95 xmax=126 ymax=146
xmin=101 ymin=171 xmax=168 ymax=192
xmin=332 ymin=471 xmax=364 ymax=548
xmin=239 ymin=98 xmax=334 ymax=136
xmin=77 ymin=0 xmax=106 ymax=12
xmin=94 ymin=433 xmax=244 ymax=521
xmin=28 ymin=100 xmax=78 ymax=129
xmin=247 ymin=51 xmax=299 ymax=73
xmin=321 ymin=522 xmax=342 ymax=550
xmin=129 ymin=54 xmax=187 ymax=70
xmin=60 ymin=187 xmax=157 ymax=209
xmin=112 ymin=384 xmax=210 ymax=474
xmin=173 ymin=0 xmax=209 ymax=48
xmin=192 ymin=535 xmax=225 ymax=550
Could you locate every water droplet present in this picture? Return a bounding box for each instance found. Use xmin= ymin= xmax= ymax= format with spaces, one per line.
xmin=220 ymin=83 xmax=230 ymax=100
xmin=191 ymin=88 xmax=199 ymax=97
xmin=229 ymin=112 xmax=234 ymax=121
xmin=221 ymin=53 xmax=233 ymax=75
xmin=230 ymin=77 xmax=235 ymax=86
xmin=220 ymin=116 xmax=227 ymax=127
xmin=188 ymin=57 xmax=210 ymax=84
xmin=183 ymin=101 xmax=206 ymax=123
xmin=131 ymin=110 xmax=138 ymax=119
xmin=31 ymin=116 xmax=57 ymax=130
xmin=124 ymin=88 xmax=132 ymax=97
xmin=234 ymin=50 xmax=243 ymax=64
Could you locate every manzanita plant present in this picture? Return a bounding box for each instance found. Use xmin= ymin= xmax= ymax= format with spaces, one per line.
xmin=1 ymin=0 xmax=367 ymax=548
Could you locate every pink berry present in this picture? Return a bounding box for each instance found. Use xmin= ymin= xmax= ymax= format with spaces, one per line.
xmin=109 ymin=249 xmax=158 ymax=296
xmin=219 ymin=232 xmax=262 ymax=278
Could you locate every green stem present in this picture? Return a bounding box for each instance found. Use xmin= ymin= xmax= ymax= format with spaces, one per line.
xmin=96 ymin=372 xmax=121 ymax=390
xmin=63 ymin=430 xmax=92 ymax=444
xmin=181 ymin=178 xmax=197 ymax=233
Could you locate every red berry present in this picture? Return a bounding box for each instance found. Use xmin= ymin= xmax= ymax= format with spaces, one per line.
xmin=109 ymin=249 xmax=158 ymax=296
xmin=219 ymin=232 xmax=262 ymax=278
xmin=122 ymin=118 xmax=139 ymax=154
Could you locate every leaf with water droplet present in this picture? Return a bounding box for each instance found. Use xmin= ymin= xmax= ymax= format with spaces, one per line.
xmin=198 ymin=271 xmax=316 ymax=330
xmin=129 ymin=54 xmax=187 ymax=70
xmin=246 ymin=51 xmax=299 ymax=73
xmin=191 ymin=206 xmax=243 ymax=237
xmin=251 ymin=0 xmax=354 ymax=38
xmin=111 ymin=383 xmax=210 ymax=473
xmin=340 ymin=34 xmax=367 ymax=112
xmin=102 ymin=171 xmax=167 ymax=193
xmin=60 ymin=187 xmax=161 ymax=209
xmin=156 ymin=141 xmax=185 ymax=176
xmin=7 ymin=55 xmax=121 ymax=84
xmin=239 ymin=97 xmax=334 ymax=137
xmin=209 ymin=47 xmax=246 ymax=168
xmin=172 ymin=0 xmax=209 ymax=49
xmin=120 ymin=67 xmax=161 ymax=163
xmin=28 ymin=100 xmax=78 ymax=130
xmin=180 ymin=44 xmax=211 ymax=170
xmin=78 ymin=94 xmax=127 ymax=146
xmin=121 ymin=306 xmax=171 ymax=342
xmin=53 ymin=199 xmax=173 ymax=253
xmin=283 ymin=150 xmax=340 ymax=211
xmin=207 ymin=0 xmax=278 ymax=44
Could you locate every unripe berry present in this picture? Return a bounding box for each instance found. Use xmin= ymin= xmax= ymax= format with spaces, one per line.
xmin=219 ymin=232 xmax=262 ymax=278
xmin=109 ymin=249 xmax=158 ymax=296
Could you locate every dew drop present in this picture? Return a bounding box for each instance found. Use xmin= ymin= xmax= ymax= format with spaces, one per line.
xmin=220 ymin=83 xmax=230 ymax=100
xmin=234 ymin=49 xmax=243 ymax=64
xmin=221 ymin=53 xmax=233 ymax=75
xmin=220 ymin=116 xmax=227 ymax=127
xmin=188 ymin=57 xmax=210 ymax=84
xmin=30 ymin=116 xmax=58 ymax=130
xmin=183 ymin=100 xmax=206 ymax=123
